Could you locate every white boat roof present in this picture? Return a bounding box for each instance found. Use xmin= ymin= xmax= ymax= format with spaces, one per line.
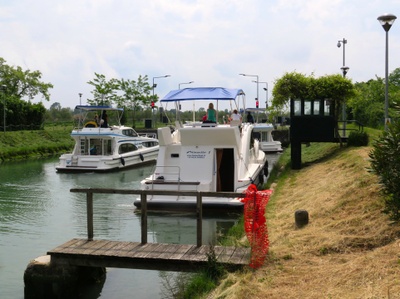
xmin=246 ymin=108 xmax=267 ymax=112
xmin=75 ymin=105 xmax=124 ymax=111
xmin=160 ymin=87 xmax=245 ymax=102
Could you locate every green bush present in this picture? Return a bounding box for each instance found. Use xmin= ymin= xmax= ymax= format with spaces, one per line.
xmin=369 ymin=123 xmax=400 ymax=221
xmin=347 ymin=131 xmax=369 ymax=146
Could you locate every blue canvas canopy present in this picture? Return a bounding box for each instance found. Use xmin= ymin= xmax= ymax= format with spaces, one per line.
xmin=160 ymin=87 xmax=245 ymax=102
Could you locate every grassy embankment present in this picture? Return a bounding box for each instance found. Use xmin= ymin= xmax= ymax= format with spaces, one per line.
xmin=207 ymin=127 xmax=400 ymax=299
xmin=0 ymin=124 xmax=75 ymax=162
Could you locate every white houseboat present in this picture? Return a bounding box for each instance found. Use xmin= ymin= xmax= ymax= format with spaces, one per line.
xmin=56 ymin=105 xmax=159 ymax=172
xmin=134 ymin=87 xmax=268 ymax=212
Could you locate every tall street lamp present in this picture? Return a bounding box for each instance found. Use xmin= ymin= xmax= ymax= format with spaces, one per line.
xmin=2 ymin=86 xmax=6 ymax=134
xmin=152 ymin=75 xmax=171 ymax=97
xmin=377 ymin=13 xmax=397 ymax=131
xmin=337 ymin=38 xmax=349 ymax=136
xmin=178 ymin=81 xmax=194 ymax=89
xmin=178 ymin=81 xmax=194 ymax=120
xmin=252 ymin=80 xmax=268 ymax=108
xmin=79 ymin=93 xmax=82 ymax=105
xmin=152 ymin=75 xmax=171 ymax=128
xmin=239 ymin=73 xmax=259 ymax=107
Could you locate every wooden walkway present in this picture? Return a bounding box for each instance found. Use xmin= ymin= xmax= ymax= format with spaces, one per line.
xmin=48 ymin=238 xmax=250 ymax=272
xmin=46 ymin=188 xmax=251 ymax=272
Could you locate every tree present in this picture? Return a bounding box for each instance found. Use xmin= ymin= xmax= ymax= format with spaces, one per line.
xmin=0 ymin=58 xmax=53 ymax=101
xmin=348 ymin=78 xmax=385 ymax=128
xmin=0 ymin=58 xmax=53 ymax=130
xmin=87 ymin=73 xmax=119 ymax=105
xmin=117 ymin=75 xmax=153 ymax=127
xmin=370 ymin=121 xmax=400 ymax=220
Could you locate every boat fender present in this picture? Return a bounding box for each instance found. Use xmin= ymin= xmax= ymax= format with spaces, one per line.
xmin=84 ymin=121 xmax=98 ymax=128
xmin=263 ymin=161 xmax=269 ymax=177
xmin=139 ymin=153 xmax=144 ymax=161
xmin=259 ymin=171 xmax=264 ymax=184
xmin=120 ymin=157 xmax=125 ymax=166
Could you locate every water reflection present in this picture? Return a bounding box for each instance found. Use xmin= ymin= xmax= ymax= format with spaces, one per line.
xmin=0 ymin=157 xmax=250 ymax=299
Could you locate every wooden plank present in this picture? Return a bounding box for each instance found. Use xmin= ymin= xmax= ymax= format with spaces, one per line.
xmin=105 ymin=241 xmax=134 ymax=256
xmin=228 ymin=247 xmax=250 ymax=265
xmin=48 ymin=239 xmax=248 ymax=272
xmin=216 ymin=246 xmax=236 ymax=263
xmin=168 ymin=244 xmax=195 ymax=260
xmin=142 ymin=243 xmax=169 ymax=259
xmin=183 ymin=245 xmax=209 ymax=262
xmin=90 ymin=240 xmax=122 ymax=255
xmin=47 ymin=238 xmax=82 ymax=253
xmin=48 ymin=239 xmax=89 ymax=254
xmin=156 ymin=244 xmax=186 ymax=259
xmin=81 ymin=240 xmax=112 ymax=254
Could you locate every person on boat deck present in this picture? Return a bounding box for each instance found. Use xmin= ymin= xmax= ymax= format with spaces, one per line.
xmin=100 ymin=111 xmax=108 ymax=128
xmin=94 ymin=114 xmax=99 ymax=125
xmin=206 ymin=103 xmax=217 ymax=123
xmin=230 ymin=109 xmax=242 ymax=123
xmin=247 ymin=111 xmax=254 ymax=123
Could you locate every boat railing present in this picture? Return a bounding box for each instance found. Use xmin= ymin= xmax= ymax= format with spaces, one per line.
xmin=138 ymin=133 xmax=157 ymax=139
xmin=149 ymin=165 xmax=181 ymax=188
xmin=70 ymin=187 xmax=245 ymax=246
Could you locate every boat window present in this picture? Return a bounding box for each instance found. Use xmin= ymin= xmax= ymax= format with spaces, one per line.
xmin=123 ymin=129 xmax=138 ymax=137
xmin=104 ymin=140 xmax=112 ymax=155
xmin=119 ymin=143 xmax=138 ymax=154
xmin=88 ymin=139 xmax=103 ymax=155
xmin=142 ymin=141 xmax=159 ymax=147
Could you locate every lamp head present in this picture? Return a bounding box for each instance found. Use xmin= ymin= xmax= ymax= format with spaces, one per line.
xmin=341 ymin=66 xmax=350 ymax=76
xmin=337 ymin=41 xmax=341 ymax=48
xmin=378 ymin=13 xmax=397 ymax=32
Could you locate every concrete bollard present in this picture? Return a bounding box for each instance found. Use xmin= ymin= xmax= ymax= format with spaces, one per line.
xmin=24 ymin=255 xmax=106 ymax=299
xmin=295 ymin=209 xmax=309 ymax=228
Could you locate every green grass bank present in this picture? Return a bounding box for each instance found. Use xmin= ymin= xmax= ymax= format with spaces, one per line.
xmin=0 ymin=124 xmax=75 ymax=162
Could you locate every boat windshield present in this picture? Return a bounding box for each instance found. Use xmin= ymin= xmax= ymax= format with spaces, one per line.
xmin=122 ymin=129 xmax=138 ymax=137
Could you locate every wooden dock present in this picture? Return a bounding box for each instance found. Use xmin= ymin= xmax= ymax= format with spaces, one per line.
xmin=47 ymin=188 xmax=250 ymax=272
xmin=48 ymin=238 xmax=250 ymax=272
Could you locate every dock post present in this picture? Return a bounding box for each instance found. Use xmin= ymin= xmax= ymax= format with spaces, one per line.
xmin=141 ymin=192 xmax=147 ymax=244
xmin=196 ymin=193 xmax=202 ymax=247
xmin=86 ymin=191 xmax=94 ymax=240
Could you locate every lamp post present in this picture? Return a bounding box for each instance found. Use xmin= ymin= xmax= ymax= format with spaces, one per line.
xmin=179 ymin=81 xmax=195 ymax=121
xmin=377 ymin=13 xmax=397 ymax=131
xmin=152 ymin=75 xmax=171 ymax=97
xmin=252 ymin=81 xmax=268 ymax=108
xmin=178 ymin=81 xmax=194 ymax=89
xmin=2 ymin=86 xmax=6 ymax=134
xmin=152 ymin=75 xmax=171 ymax=128
xmin=337 ymin=38 xmax=349 ymax=136
xmin=239 ymin=73 xmax=259 ymax=107
xmin=79 ymin=93 xmax=82 ymax=105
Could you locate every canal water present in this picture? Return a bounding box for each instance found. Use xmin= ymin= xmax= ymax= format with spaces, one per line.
xmin=0 ymin=157 xmax=257 ymax=299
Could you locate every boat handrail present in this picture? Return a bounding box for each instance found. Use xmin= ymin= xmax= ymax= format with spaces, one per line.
xmin=149 ymin=165 xmax=184 ymax=192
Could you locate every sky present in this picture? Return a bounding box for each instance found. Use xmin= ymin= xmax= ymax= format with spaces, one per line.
xmin=1 ymin=0 xmax=400 ymax=111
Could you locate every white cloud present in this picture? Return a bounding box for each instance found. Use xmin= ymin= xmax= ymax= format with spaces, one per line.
xmin=0 ymin=0 xmax=399 ymax=110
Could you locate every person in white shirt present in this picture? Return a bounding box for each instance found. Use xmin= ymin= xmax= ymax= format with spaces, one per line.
xmin=230 ymin=109 xmax=242 ymax=122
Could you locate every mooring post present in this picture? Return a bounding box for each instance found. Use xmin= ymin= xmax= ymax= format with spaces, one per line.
xmin=87 ymin=191 xmax=93 ymax=240
xmin=196 ymin=193 xmax=202 ymax=247
xmin=140 ymin=192 xmax=147 ymax=244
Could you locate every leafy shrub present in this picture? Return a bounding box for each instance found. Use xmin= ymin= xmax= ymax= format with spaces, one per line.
xmin=347 ymin=131 xmax=369 ymax=146
xmin=369 ymin=123 xmax=400 ymax=221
